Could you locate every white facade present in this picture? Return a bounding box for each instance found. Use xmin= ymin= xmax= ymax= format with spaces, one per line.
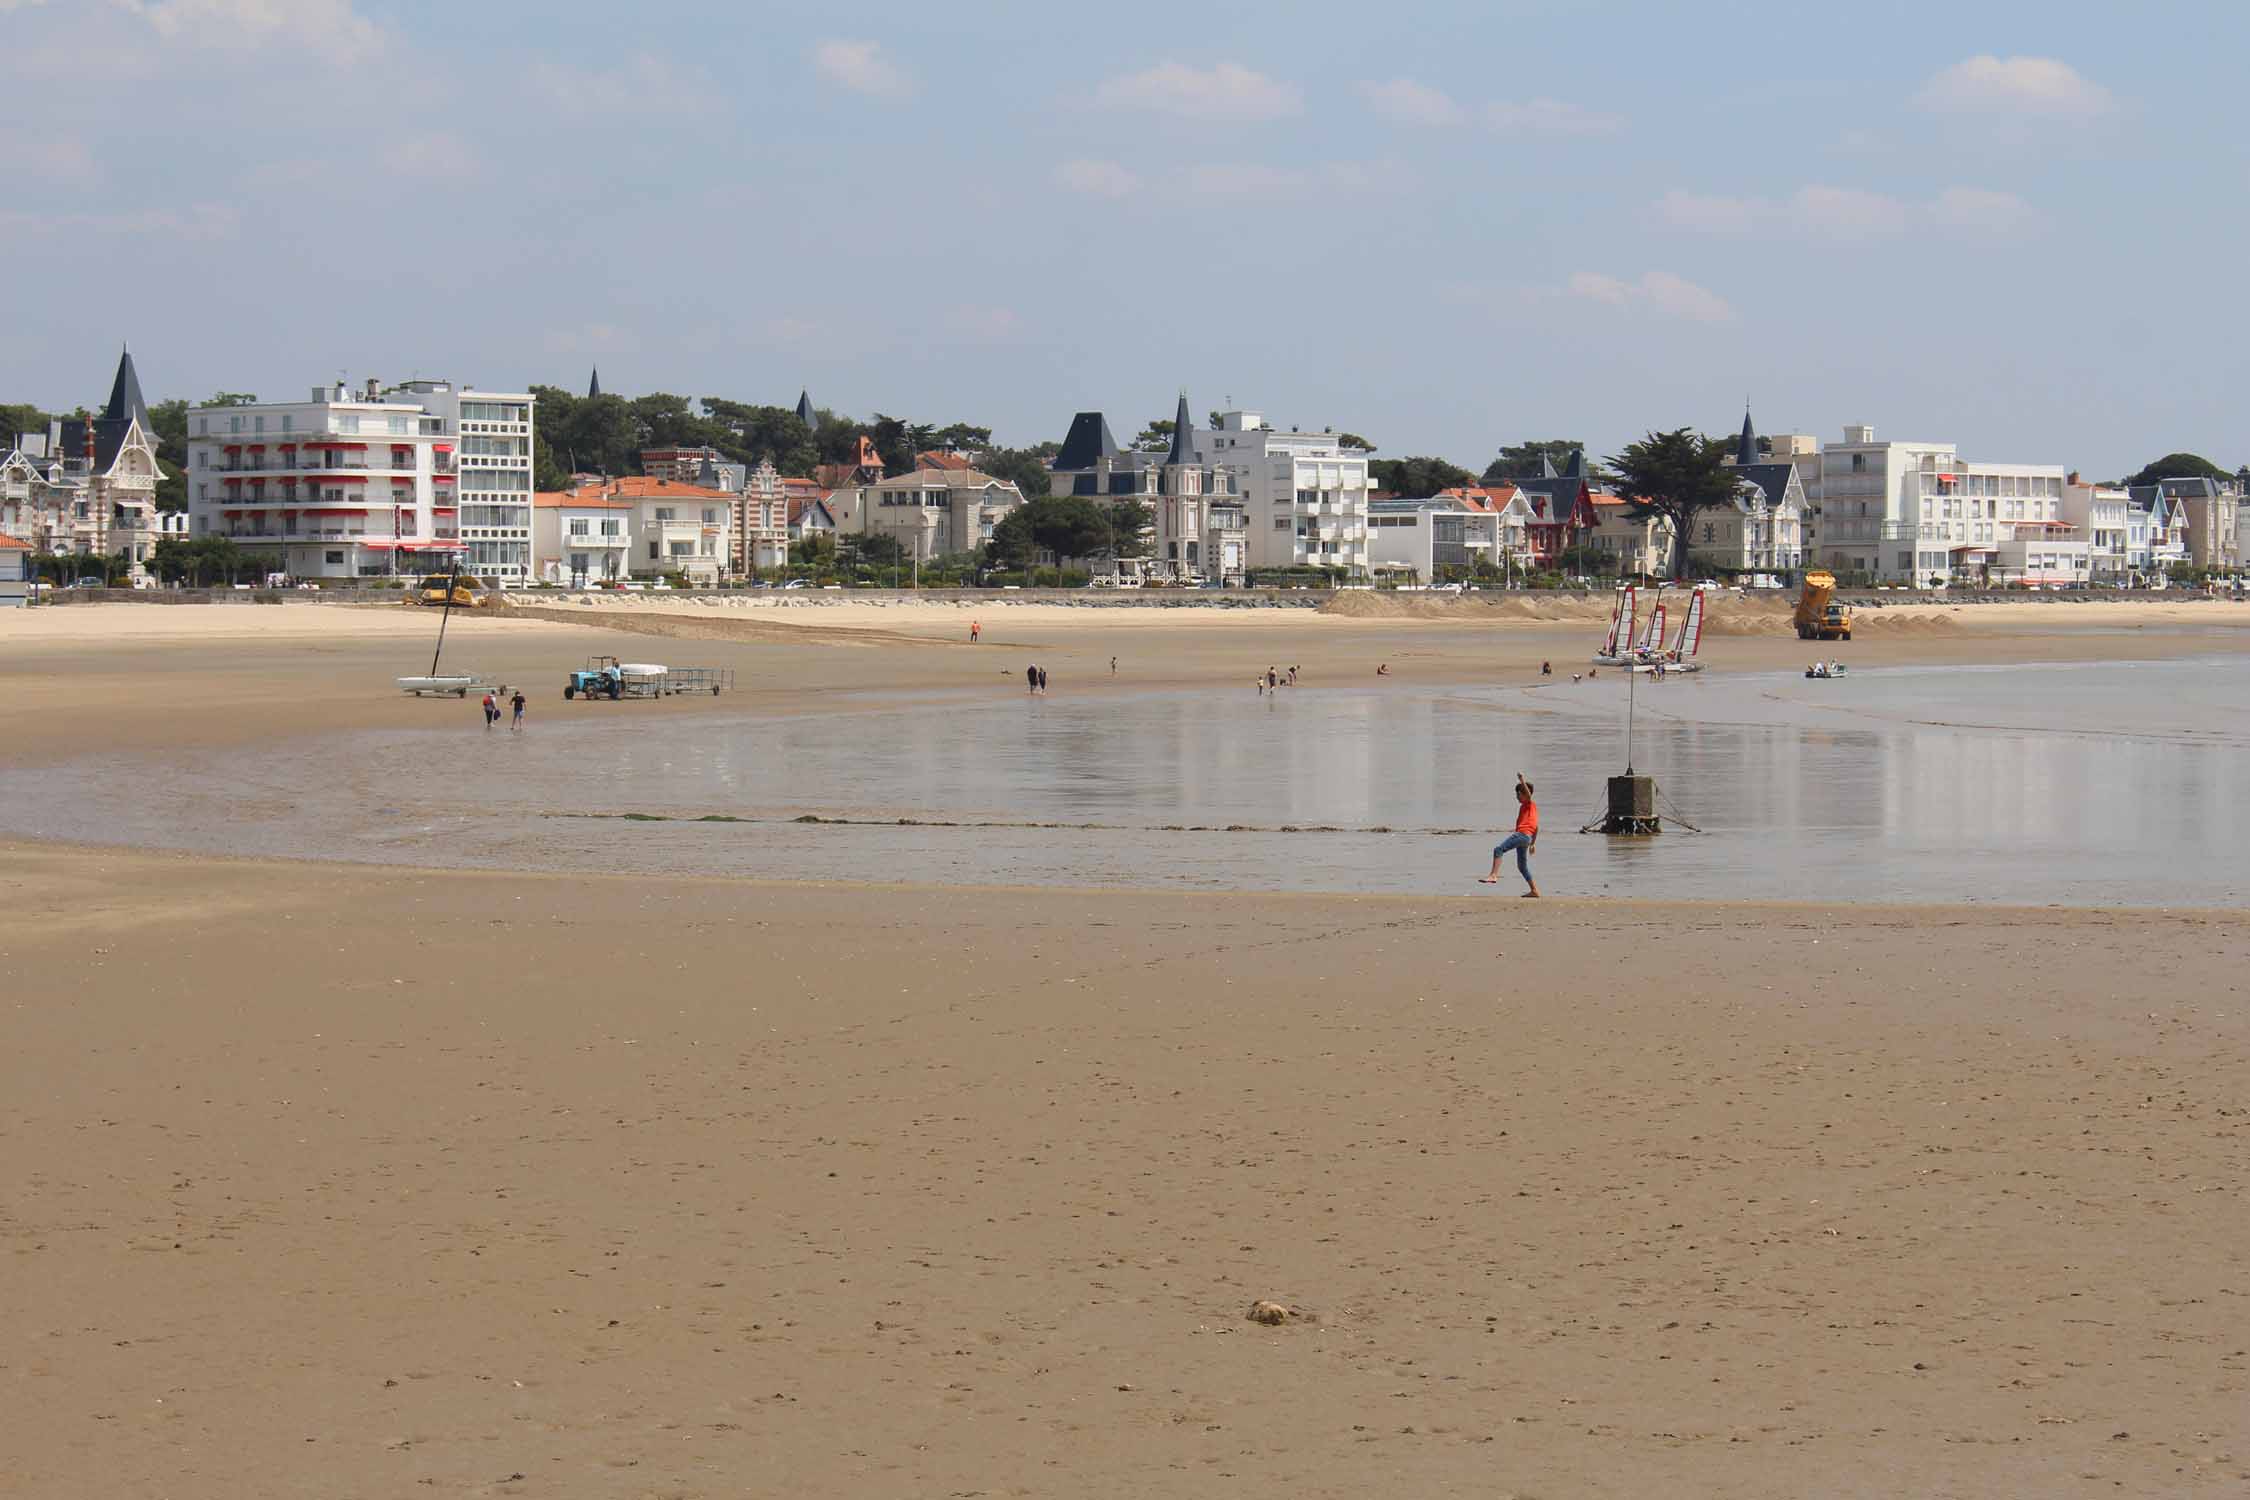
xmin=851 ymin=468 xmax=1026 ymax=561
xmin=1808 ymin=424 xmax=2067 ymax=585
xmin=1367 ymin=493 xmax=1526 ymax=579
xmin=0 ymin=536 xmax=28 ymax=606
xmin=534 ymin=495 xmax=633 ymax=585
xmin=735 ymin=460 xmax=791 ymax=572
xmin=186 ymin=379 xmax=535 ymax=583
xmin=1194 ymin=412 xmax=1371 ymax=576
xmin=2060 ymin=478 xmax=2130 ymax=580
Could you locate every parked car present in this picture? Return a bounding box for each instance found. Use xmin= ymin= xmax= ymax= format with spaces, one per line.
xmin=67 ymin=576 xmax=107 ymax=590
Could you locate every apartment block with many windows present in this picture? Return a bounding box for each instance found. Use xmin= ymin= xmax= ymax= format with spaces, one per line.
xmin=186 ymin=378 xmax=536 ymax=583
xmin=1195 ymin=411 xmax=1370 ymax=577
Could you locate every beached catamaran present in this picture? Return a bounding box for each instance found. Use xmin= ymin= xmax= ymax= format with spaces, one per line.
xmin=1593 ymin=583 xmax=1708 ymax=673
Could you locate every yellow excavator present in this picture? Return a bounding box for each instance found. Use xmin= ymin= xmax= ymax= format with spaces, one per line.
xmin=1794 ymin=569 xmax=1852 ymax=640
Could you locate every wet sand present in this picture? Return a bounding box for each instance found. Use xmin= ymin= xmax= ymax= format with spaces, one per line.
xmin=4 ymin=600 xmax=2248 ymax=1497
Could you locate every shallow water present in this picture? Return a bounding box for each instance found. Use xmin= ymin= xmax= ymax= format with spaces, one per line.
xmin=7 ymin=656 xmax=2247 ymax=906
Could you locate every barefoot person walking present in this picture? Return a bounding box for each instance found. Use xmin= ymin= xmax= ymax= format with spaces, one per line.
xmin=1480 ymin=773 xmax=1540 ymax=897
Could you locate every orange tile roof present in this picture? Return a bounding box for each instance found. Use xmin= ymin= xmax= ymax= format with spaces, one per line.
xmin=536 ymin=477 xmax=733 ymax=509
xmin=0 ymin=532 xmax=31 ymax=550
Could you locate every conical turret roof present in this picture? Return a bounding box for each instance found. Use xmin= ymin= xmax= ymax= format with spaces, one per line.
xmin=103 ymin=346 xmax=149 ymax=427
xmin=1164 ymin=392 xmax=1195 ymax=467
xmin=795 ymin=390 xmax=818 ymax=430
xmin=1735 ymin=409 xmax=1758 ymax=466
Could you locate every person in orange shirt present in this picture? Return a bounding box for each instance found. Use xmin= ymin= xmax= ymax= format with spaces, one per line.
xmin=1479 ymin=773 xmax=1540 ymax=897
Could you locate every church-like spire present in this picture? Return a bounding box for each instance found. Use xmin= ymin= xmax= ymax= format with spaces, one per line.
xmin=1559 ymin=449 xmax=1584 ymax=480
xmin=1735 ymin=408 xmax=1758 ymax=466
xmin=1164 ymin=390 xmax=1195 ymax=467
xmin=795 ymin=390 xmax=818 ymax=431
xmin=588 ymin=367 xmax=603 ymax=398
xmin=103 ymin=345 xmax=149 ymax=427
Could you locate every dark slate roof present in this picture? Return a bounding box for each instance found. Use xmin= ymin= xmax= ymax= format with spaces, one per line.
xmin=2155 ymin=476 xmax=2219 ymax=498
xmin=1054 ymin=411 xmax=1120 ymax=472
xmin=103 ymin=347 xmax=149 ymax=427
xmin=1735 ymin=410 xmax=1758 ymax=467
xmin=1559 ymin=449 xmax=1584 ymax=479
xmin=1164 ymin=392 xmax=1195 ymax=467
xmin=1733 ymin=463 xmax=1797 ymax=508
xmin=58 ymin=415 xmax=136 ymax=474
xmin=795 ymin=390 xmax=818 ymax=430
xmin=588 ymin=367 xmax=602 ymax=398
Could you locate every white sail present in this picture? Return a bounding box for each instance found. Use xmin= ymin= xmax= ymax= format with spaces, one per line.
xmin=1676 ymin=586 xmax=1706 ymax=658
xmin=1602 ymin=586 xmax=1634 ymax=657
xmin=1641 ymin=601 xmax=1667 ymax=653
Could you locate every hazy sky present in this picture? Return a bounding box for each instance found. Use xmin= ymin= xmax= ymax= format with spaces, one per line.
xmin=4 ymin=0 xmax=2243 ymax=477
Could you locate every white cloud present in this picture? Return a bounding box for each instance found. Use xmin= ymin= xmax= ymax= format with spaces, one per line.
xmin=542 ymin=324 xmax=633 ymax=357
xmin=1791 ymin=185 xmax=1909 ymax=238
xmin=1566 ymin=270 xmax=1733 ymax=323
xmin=530 ymin=55 xmax=717 ymax=119
xmin=1917 ymin=55 xmax=2113 ymax=117
xmin=812 ymin=38 xmax=908 ymax=97
xmin=1487 ymin=98 xmax=1624 ymax=136
xmin=1658 ymin=183 xmax=2037 ymax=239
xmin=1928 ymin=186 xmax=2036 ymax=232
xmin=1186 ymin=161 xmax=1380 ymax=197
xmin=379 ymin=132 xmax=481 ymax=179
xmin=1055 ymin=159 xmax=1140 ymax=199
xmin=1360 ymin=78 xmax=1464 ymax=127
xmin=941 ymin=304 xmax=1022 ymax=343
xmin=0 ymin=201 xmax=236 ymax=241
xmin=0 ymin=132 xmax=96 ymax=183
xmin=117 ymin=0 xmax=384 ymax=64
xmin=1096 ymin=61 xmax=1301 ymax=122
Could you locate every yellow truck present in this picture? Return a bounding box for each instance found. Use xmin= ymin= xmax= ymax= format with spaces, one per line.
xmin=415 ymin=573 xmax=489 ymax=608
xmin=1793 ymin=570 xmax=1852 ymax=641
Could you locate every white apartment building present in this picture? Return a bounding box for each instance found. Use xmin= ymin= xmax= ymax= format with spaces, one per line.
xmin=1194 ymin=411 xmax=1371 ymax=577
xmin=1367 ymin=487 xmax=1535 ymax=580
xmin=187 ymin=378 xmax=536 ymax=583
xmin=1807 ymin=424 xmax=2067 ymax=585
xmin=2060 ymin=477 xmax=2130 ymax=581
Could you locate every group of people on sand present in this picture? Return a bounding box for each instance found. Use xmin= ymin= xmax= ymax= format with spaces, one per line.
xmin=480 ymin=689 xmax=526 ymax=731
xmin=1024 ymin=664 xmax=1050 ymax=694
xmin=1255 ymin=665 xmax=1300 ymax=695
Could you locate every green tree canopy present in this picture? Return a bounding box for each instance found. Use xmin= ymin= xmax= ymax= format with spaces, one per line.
xmin=1105 ymin=498 xmax=1153 ymax=559
xmin=1 ymin=402 xmax=53 ymax=443
xmin=2121 ymin=452 xmax=2232 ymax=488
xmin=1609 ymin=429 xmax=1741 ymax=579
xmin=987 ymin=495 xmax=1115 ymax=567
xmin=1370 ymin=455 xmax=1475 ymax=495
xmin=1132 ymin=418 xmax=1175 ymax=452
xmin=1483 ymin=439 xmax=1615 ymax=487
xmin=980 ymin=445 xmax=1054 ymax=499
xmin=1334 ymin=432 xmax=1375 ymax=452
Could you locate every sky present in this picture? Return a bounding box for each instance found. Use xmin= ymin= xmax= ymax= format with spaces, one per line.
xmin=3 ymin=0 xmax=2244 ymax=478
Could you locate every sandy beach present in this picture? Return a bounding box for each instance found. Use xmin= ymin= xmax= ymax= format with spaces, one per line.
xmin=4 ymin=597 xmax=2247 ymax=1497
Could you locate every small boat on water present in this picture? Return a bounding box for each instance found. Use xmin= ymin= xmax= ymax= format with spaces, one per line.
xmin=1804 ymin=661 xmax=1849 ymax=679
xmin=1593 ymin=583 xmax=1709 ymax=674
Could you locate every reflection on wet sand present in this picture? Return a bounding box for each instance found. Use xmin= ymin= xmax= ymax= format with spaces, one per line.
xmin=4 ymin=657 xmax=2244 ymax=907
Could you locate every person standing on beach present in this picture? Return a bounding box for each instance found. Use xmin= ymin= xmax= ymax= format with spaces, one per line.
xmin=481 ymin=691 xmax=497 ymax=730
xmin=1110 ymin=656 xmax=1117 ymax=676
xmin=971 ymin=620 xmax=980 ymax=642
xmin=1480 ymin=774 xmax=1540 ymax=897
xmin=510 ymin=690 xmax=526 ymax=732
xmin=1037 ymin=666 xmax=1049 ymax=694
xmin=1026 ymin=664 xmax=1039 ymax=694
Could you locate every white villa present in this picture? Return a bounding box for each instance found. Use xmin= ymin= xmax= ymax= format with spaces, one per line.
xmin=1 ymin=349 xmax=162 ymax=576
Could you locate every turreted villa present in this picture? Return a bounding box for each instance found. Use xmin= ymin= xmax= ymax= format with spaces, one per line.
xmin=1049 ymin=392 xmax=1245 ymax=583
